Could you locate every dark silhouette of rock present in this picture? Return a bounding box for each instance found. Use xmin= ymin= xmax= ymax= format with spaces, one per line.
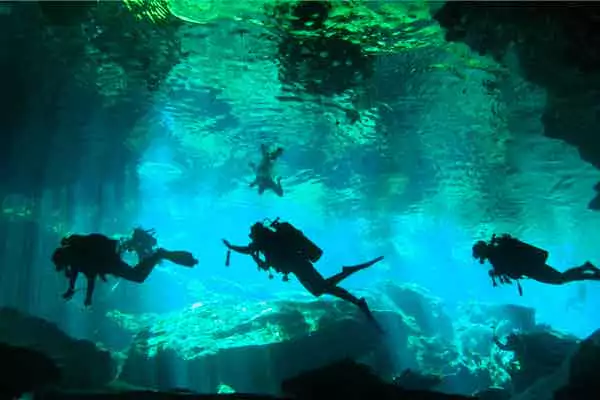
xmin=475 ymin=387 xmax=512 ymax=400
xmin=554 ymin=329 xmax=600 ymax=399
xmin=37 ymin=1 xmax=96 ymax=26
xmin=0 ymin=307 xmax=116 ymax=390
xmin=432 ymin=2 xmax=600 ymax=210
xmin=33 ymin=360 xmax=477 ymax=399
xmin=392 ymin=368 xmax=443 ymax=391
xmin=281 ymin=358 xmax=475 ymax=400
xmin=39 ymin=393 xmax=286 ymax=400
xmin=504 ymin=328 xmax=600 ymax=399
xmin=495 ymin=328 xmax=579 ymax=394
xmin=0 ymin=342 xmax=61 ymax=398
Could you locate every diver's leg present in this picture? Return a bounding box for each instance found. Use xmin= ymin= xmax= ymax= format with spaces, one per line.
xmin=160 ymin=249 xmax=198 ymax=267
xmin=84 ymin=276 xmax=96 ymax=306
xmin=293 ymin=261 xmax=383 ymax=332
xmin=325 ymin=286 xmax=383 ymax=332
xmin=266 ymin=177 xmax=284 ymax=197
xmin=579 ymin=261 xmax=600 ymax=273
xmin=293 ymin=261 xmax=372 ymax=308
xmin=528 ymin=264 xmax=567 ymax=285
xmin=325 ymin=256 xmax=384 ymax=286
xmin=325 ymin=285 xmax=364 ymax=307
xmin=562 ymin=262 xmax=600 ymax=283
xmin=110 ymin=253 xmax=163 ymax=283
xmin=258 ymin=184 xmax=266 ymax=195
xmin=292 ymin=262 xmax=328 ymax=297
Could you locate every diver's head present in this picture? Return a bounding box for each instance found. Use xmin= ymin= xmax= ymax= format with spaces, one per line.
xmin=249 ymin=222 xmax=271 ymax=244
xmin=472 ymin=240 xmax=490 ymax=264
xmin=52 ymin=247 xmax=72 ymax=271
xmin=132 ymin=228 xmax=157 ymax=246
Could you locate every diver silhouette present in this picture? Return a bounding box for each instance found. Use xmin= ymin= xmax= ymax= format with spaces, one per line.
xmin=52 ymin=231 xmax=197 ymax=306
xmin=223 ymin=218 xmax=384 ymax=332
xmin=473 ymin=233 xmax=600 ymax=295
xmin=249 ymin=144 xmax=284 ymax=196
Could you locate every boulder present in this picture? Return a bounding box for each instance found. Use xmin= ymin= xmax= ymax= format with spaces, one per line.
xmin=111 ymin=283 xmax=547 ymax=396
xmin=383 ymin=282 xmax=454 ymax=339
xmin=0 ymin=307 xmax=117 ymax=390
xmin=554 ymin=329 xmax=600 ymax=399
xmin=115 ymin=298 xmax=411 ymax=394
xmin=509 ymin=329 xmax=600 ymax=400
xmin=281 ymin=358 xmax=475 ymax=400
xmin=0 ymin=342 xmax=61 ymax=398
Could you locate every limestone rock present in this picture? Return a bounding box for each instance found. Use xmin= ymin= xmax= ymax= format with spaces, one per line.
xmin=0 ymin=307 xmax=116 ymax=390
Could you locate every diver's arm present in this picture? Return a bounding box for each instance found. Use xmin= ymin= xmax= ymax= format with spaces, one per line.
xmin=63 ymin=269 xmax=78 ymax=299
xmin=251 ymin=252 xmax=269 ymax=271
xmin=229 ymin=244 xmax=255 ymax=255
xmin=223 ymin=239 xmax=256 ymax=255
xmin=84 ymin=276 xmax=96 ymax=306
xmin=489 ymin=269 xmax=498 ymax=287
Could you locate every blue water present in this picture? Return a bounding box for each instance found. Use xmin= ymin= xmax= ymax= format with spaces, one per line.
xmin=120 ymin=123 xmax=600 ymax=340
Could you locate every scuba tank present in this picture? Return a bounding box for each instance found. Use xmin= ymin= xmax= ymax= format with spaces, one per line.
xmin=63 ymin=234 xmax=118 ymax=255
xmin=269 ymin=218 xmax=323 ymax=263
xmin=494 ymin=234 xmax=549 ymax=265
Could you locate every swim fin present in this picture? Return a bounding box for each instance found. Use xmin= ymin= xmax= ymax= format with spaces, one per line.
xmin=358 ymin=298 xmax=384 ymax=334
xmin=161 ymin=250 xmax=198 ymax=267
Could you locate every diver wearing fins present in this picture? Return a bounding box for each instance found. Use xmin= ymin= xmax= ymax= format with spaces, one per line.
xmin=473 ymin=233 xmax=600 ymax=295
xmin=222 ymin=218 xmax=385 ymax=332
xmin=249 ymin=144 xmax=284 ymax=197
xmin=52 ymin=231 xmax=198 ymax=306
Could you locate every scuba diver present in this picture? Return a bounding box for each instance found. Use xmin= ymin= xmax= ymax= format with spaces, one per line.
xmin=52 ymin=232 xmax=198 ymax=306
xmin=472 ymin=233 xmax=600 ymax=295
xmin=222 ymin=218 xmax=385 ymax=332
xmin=249 ymin=144 xmax=284 ymax=197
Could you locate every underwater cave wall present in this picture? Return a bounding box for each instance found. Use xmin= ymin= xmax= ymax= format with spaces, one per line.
xmin=433 ymin=2 xmax=600 ymax=208
xmin=0 ymin=2 xmax=183 ymax=328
